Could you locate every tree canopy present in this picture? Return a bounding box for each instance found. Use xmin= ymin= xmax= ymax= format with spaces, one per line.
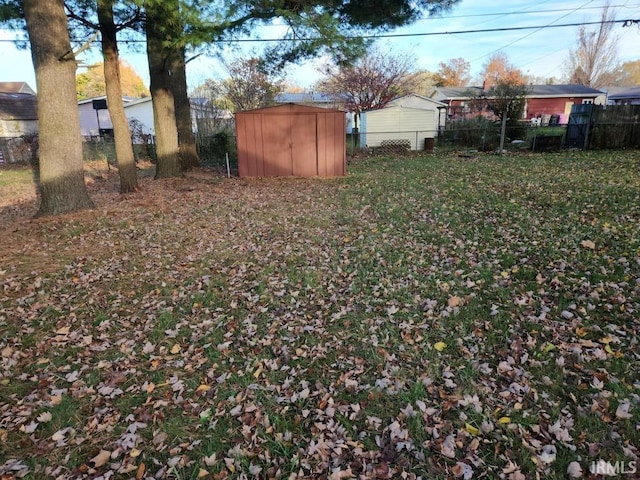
xmin=433 ymin=57 xmax=470 ymax=87
xmin=479 ymin=52 xmax=525 ymax=90
xmin=317 ymin=47 xmax=418 ymax=113
xmin=76 ymin=60 xmax=149 ymax=99
xmin=609 ymin=59 xmax=640 ymax=87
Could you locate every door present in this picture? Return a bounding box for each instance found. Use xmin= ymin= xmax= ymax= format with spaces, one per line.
xmin=262 ymin=113 xmax=318 ymax=176
xmin=263 ymin=114 xmax=292 ymax=176
xmin=292 ymin=114 xmax=317 ymax=177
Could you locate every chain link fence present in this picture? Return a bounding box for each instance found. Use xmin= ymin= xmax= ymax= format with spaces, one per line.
xmin=2 ymin=106 xmax=638 ymax=171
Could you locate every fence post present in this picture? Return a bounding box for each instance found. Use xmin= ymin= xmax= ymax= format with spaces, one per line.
xmin=582 ymin=105 xmax=594 ymax=151
xmin=498 ymin=114 xmax=507 ymax=154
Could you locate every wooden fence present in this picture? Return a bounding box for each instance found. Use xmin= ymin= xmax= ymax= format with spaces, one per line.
xmin=567 ymin=104 xmax=640 ymax=150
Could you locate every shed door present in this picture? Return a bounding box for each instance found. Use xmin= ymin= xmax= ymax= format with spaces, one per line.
xmin=263 ymin=114 xmax=293 ymax=176
xmin=292 ymin=114 xmax=317 ymax=177
xmin=262 ymin=113 xmax=318 ymax=176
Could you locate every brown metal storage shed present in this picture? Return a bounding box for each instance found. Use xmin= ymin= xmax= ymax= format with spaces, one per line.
xmin=235 ymin=103 xmax=346 ymax=177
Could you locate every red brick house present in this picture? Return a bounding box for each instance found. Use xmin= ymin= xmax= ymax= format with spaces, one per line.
xmin=430 ymin=84 xmax=604 ymax=124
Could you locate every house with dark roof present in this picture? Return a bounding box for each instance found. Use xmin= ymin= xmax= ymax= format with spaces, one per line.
xmin=275 ymin=92 xmax=345 ymax=110
xmin=0 ymin=82 xmax=36 ymax=95
xmin=605 ymin=86 xmax=640 ymax=105
xmin=430 ymin=84 xmax=604 ymax=124
xmin=0 ymin=92 xmax=38 ymax=137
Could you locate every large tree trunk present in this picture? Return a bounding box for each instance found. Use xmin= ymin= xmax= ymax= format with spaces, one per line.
xmin=98 ymin=0 xmax=139 ymax=193
xmin=145 ymin=1 xmax=182 ymax=179
xmin=171 ymin=47 xmax=200 ymax=170
xmin=24 ymin=0 xmax=94 ymax=216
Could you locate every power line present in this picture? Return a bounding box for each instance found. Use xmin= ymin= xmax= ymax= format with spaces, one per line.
xmin=413 ymin=2 xmax=640 ymax=21
xmin=0 ymin=18 xmax=637 ymax=45
xmin=466 ymin=0 xmax=596 ymax=64
xmin=213 ymin=18 xmax=640 ymax=43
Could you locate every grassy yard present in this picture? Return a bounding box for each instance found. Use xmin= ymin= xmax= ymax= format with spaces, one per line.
xmin=1 ymin=151 xmax=639 ymax=479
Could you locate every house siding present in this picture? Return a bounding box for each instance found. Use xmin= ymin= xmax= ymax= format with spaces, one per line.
xmin=525 ymin=98 xmax=593 ymax=121
xmin=124 ymin=99 xmax=155 ymax=135
xmin=78 ymin=101 xmax=113 ymax=136
xmin=361 ymin=106 xmax=436 ymax=150
xmin=0 ymin=119 xmax=38 ymax=138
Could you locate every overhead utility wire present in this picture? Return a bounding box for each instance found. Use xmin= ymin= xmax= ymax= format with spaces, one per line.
xmin=412 ymin=3 xmax=639 ymax=21
xmin=0 ymin=18 xmax=637 ymax=44
xmin=212 ymin=19 xmax=640 ymax=43
xmin=466 ymin=0 xmax=595 ymax=63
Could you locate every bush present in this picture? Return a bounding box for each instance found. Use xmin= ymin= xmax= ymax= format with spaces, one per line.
xmin=196 ymin=129 xmax=237 ymax=168
xmin=441 ymin=117 xmax=500 ymax=151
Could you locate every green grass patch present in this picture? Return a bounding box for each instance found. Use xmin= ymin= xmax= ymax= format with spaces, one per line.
xmin=2 ymin=150 xmax=639 ymax=478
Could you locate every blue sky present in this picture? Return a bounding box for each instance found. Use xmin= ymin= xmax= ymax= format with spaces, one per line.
xmin=1 ymin=0 xmax=638 ymax=91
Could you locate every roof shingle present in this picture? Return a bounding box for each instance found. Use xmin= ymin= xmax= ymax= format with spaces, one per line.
xmin=0 ymin=92 xmax=38 ymax=121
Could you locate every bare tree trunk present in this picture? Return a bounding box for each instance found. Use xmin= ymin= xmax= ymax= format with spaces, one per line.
xmin=24 ymin=0 xmax=94 ymax=216
xmin=171 ymin=47 xmax=200 ymax=170
xmin=146 ymin=1 xmax=182 ymax=179
xmin=98 ymin=0 xmax=139 ymax=193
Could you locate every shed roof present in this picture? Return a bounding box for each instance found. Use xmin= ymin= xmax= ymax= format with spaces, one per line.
xmin=235 ymin=102 xmax=345 ymax=115
xmin=363 ymin=105 xmax=438 ymax=116
xmin=366 ymin=93 xmax=446 ymax=112
xmin=0 ymin=92 xmax=38 ymax=120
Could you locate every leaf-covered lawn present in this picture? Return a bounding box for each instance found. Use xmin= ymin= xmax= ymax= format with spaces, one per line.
xmin=1 ymin=151 xmax=639 ymax=479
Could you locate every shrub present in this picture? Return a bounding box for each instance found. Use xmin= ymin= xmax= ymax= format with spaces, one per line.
xmin=441 ymin=117 xmax=500 ymax=151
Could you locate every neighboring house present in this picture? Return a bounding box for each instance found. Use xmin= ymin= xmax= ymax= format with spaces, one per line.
xmin=0 ymin=84 xmax=37 ymax=165
xmin=430 ymin=84 xmax=604 ymax=124
xmin=0 ymin=82 xmax=36 ymax=95
xmin=523 ymin=85 xmax=604 ymax=122
xmin=79 ymin=96 xmax=221 ymax=139
xmin=0 ymin=91 xmax=38 ymax=138
xmin=275 ymin=92 xmax=344 ymax=110
xmin=123 ymin=97 xmax=155 ymax=136
xmin=78 ymin=96 xmax=153 ymax=137
xmin=605 ymin=86 xmax=640 ymax=105
xmin=277 ymin=92 xmax=353 ymax=131
xmin=78 ymin=96 xmax=117 ymax=136
xmin=190 ymin=97 xmax=233 ymax=134
xmin=429 ymin=86 xmax=484 ymax=121
xmin=360 ymin=94 xmax=446 ymax=150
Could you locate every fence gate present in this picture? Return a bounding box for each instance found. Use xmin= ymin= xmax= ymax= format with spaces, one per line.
xmin=565 ymin=104 xmax=593 ymax=148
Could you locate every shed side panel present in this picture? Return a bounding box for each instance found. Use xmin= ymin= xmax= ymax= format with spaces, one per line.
xmin=317 ymin=113 xmax=328 ymax=177
xmin=237 ymin=113 xmax=263 ymax=177
xmin=236 ymin=114 xmax=249 ymax=177
xmin=364 ymin=108 xmax=400 ymax=148
xmin=332 ymin=112 xmax=346 ymax=176
xmin=399 ymin=109 xmax=435 ymax=149
xmin=324 ymin=112 xmax=341 ymax=176
xmin=252 ymin=114 xmax=265 ymax=176
xmin=318 ymin=112 xmax=341 ymax=176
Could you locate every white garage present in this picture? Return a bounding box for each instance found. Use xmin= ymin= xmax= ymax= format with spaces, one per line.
xmin=360 ymin=94 xmax=445 ymax=150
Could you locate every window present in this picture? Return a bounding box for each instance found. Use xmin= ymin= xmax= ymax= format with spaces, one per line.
xmin=582 ymin=99 xmax=593 ymax=105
